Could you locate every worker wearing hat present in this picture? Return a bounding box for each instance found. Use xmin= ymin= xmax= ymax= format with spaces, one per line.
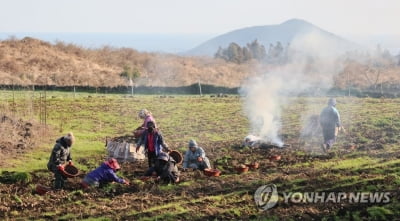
xmin=47 ymin=132 xmax=75 ymax=189
xmin=81 ymin=158 xmax=129 ymax=188
xmin=134 ymin=109 xmax=157 ymax=138
xmin=182 ymin=139 xmax=211 ymax=171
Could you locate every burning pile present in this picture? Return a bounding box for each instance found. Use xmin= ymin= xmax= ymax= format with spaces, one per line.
xmin=243 ymin=134 xmax=291 ymax=149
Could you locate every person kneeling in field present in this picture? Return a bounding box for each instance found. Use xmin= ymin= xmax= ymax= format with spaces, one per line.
xmin=136 ymin=121 xmax=169 ymax=168
xmin=182 ymin=140 xmax=211 ymax=171
xmin=144 ymin=152 xmax=180 ymax=183
xmin=81 ymin=158 xmax=129 ymax=188
xmin=47 ymin=132 xmax=75 ymax=190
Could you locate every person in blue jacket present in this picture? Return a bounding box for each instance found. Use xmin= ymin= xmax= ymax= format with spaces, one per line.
xmin=136 ymin=121 xmax=169 ymax=168
xmin=81 ymin=158 xmax=129 ymax=188
xmin=320 ymin=98 xmax=341 ymax=152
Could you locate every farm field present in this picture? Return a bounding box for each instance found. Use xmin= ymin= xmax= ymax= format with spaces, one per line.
xmin=1 ymin=90 xmax=400 ymax=220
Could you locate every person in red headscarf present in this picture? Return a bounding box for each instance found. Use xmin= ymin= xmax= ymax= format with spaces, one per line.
xmin=81 ymin=158 xmax=129 ymax=188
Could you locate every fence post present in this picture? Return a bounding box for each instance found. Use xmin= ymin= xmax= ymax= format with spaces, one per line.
xmin=44 ymin=83 xmax=47 ymax=125
xmin=198 ymin=79 xmax=202 ymax=97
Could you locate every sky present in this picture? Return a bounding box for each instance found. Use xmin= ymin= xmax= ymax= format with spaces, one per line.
xmin=1 ymin=0 xmax=399 ymax=52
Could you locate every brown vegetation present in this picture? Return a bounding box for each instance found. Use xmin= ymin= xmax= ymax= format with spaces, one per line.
xmin=0 ymin=37 xmax=399 ymax=89
xmin=0 ymin=37 xmax=256 ymax=87
xmin=0 ymin=114 xmax=49 ymax=167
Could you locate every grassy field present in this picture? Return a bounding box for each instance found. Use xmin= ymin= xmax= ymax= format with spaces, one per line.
xmin=0 ymin=90 xmax=400 ymax=220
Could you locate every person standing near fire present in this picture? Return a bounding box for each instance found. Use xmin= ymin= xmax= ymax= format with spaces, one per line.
xmin=320 ymin=98 xmax=341 ymax=152
xmin=134 ymin=109 xmax=156 ymax=138
xmin=136 ymin=121 xmax=169 ymax=167
xmin=47 ymin=132 xmax=75 ymax=190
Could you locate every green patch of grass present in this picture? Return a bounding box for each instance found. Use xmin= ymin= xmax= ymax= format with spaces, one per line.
xmin=13 ymin=194 xmax=23 ymax=204
xmin=79 ymin=217 xmax=112 ymax=221
xmin=321 ymin=157 xmax=378 ymax=170
xmin=371 ymin=117 xmax=393 ymax=128
xmin=138 ymin=211 xmax=186 ymax=221
xmin=328 ymin=176 xmax=385 ymax=192
xmin=291 ymin=157 xmax=377 ymax=171
xmin=128 ymin=190 xmax=246 ymax=218
xmin=179 ymin=180 xmax=194 ymax=187
xmin=331 ymin=211 xmax=363 ymax=221
xmin=366 ymin=206 xmax=393 ymax=220
xmin=9 ymin=210 xmax=20 ymax=217
xmin=69 ymin=190 xmax=84 ymax=196
xmin=131 ymin=179 xmax=145 ymax=185
xmin=41 ymin=212 xmax=58 ymax=218
xmin=158 ymin=183 xmax=180 ymax=191
xmin=0 ymin=171 xmax=32 ymax=184
xmin=355 ymin=134 xmax=370 ymax=144
xmin=98 ymin=183 xmax=119 ymax=194
xmin=374 ymin=159 xmax=400 ymax=168
xmin=58 ymin=213 xmax=77 ymax=221
xmin=128 ymin=201 xmax=187 ymax=216
xmin=229 ymin=208 xmax=242 ymax=217
xmin=364 ymin=184 xmax=379 ymax=192
xmin=254 ymin=217 xmax=280 ymax=221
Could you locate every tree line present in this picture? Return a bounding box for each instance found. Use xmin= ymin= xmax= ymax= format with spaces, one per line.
xmin=214 ymin=39 xmax=287 ymax=64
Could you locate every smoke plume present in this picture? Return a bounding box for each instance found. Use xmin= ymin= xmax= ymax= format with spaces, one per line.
xmin=240 ymin=30 xmax=347 ymax=145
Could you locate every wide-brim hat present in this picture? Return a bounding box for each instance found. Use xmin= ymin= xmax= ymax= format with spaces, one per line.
xmin=105 ymin=158 xmax=120 ymax=171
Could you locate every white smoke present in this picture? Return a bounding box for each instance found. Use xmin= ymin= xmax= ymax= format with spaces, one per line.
xmin=240 ymin=30 xmax=347 ymax=145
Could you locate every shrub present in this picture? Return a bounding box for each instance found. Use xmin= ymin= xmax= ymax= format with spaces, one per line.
xmin=0 ymin=171 xmax=32 ymax=184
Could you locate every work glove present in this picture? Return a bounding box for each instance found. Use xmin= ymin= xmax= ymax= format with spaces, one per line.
xmin=57 ymin=164 xmax=65 ymax=171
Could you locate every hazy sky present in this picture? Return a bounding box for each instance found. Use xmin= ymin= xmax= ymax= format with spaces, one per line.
xmin=1 ymin=0 xmax=399 ymax=36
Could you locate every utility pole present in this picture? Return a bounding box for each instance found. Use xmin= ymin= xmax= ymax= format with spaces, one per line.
xmin=198 ymin=79 xmax=202 ymax=97
xmin=347 ymin=71 xmax=351 ymax=97
xmin=44 ymin=79 xmax=47 ymax=125
xmin=129 ymin=78 xmax=134 ymax=96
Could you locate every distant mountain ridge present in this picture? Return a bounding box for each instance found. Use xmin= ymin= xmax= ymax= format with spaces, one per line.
xmin=185 ymin=19 xmax=359 ymax=56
